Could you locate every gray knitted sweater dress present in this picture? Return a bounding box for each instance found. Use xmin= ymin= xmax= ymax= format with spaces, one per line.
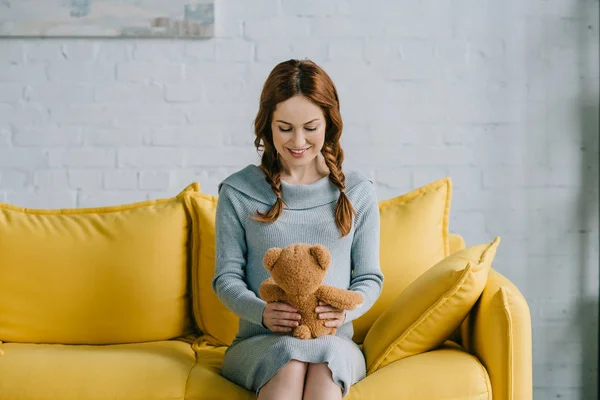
xmin=212 ymin=164 xmax=384 ymax=397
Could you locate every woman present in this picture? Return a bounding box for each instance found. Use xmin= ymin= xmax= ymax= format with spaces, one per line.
xmin=212 ymin=59 xmax=383 ymax=399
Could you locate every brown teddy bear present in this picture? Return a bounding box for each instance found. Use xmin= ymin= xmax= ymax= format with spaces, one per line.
xmin=259 ymin=243 xmax=364 ymax=339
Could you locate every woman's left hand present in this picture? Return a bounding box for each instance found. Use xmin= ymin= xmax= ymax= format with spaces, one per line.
xmin=316 ymin=301 xmax=346 ymax=328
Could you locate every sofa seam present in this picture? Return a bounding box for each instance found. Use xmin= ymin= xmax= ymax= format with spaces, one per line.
xmin=442 ymin=176 xmax=452 ymax=257
xmin=0 ymin=196 xmax=179 ymax=215
xmin=479 ymin=352 xmax=493 ymax=399
xmin=182 ymin=349 xmax=198 ymax=400
xmin=500 ymin=286 xmax=514 ymax=400
xmin=477 ymin=237 xmax=500 ymax=265
xmin=183 ymin=194 xmax=207 ymax=337
xmin=182 ymin=193 xmax=203 ymax=399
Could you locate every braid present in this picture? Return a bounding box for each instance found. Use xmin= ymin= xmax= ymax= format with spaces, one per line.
xmin=321 ymin=142 xmax=356 ymax=237
xmin=251 ymin=150 xmax=287 ymax=223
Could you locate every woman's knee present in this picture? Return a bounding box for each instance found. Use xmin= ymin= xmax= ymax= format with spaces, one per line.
xmin=304 ymin=363 xmax=342 ymax=398
xmin=273 ymin=359 xmax=308 ymax=381
xmin=259 ymin=360 xmax=307 ymax=399
xmin=306 ymin=362 xmax=333 ymax=379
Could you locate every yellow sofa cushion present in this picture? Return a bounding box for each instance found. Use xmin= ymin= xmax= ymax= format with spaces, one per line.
xmin=185 ymin=341 xmax=255 ymax=399
xmin=0 ymin=340 xmax=196 ymax=400
xmin=0 ymin=183 xmax=199 ymax=345
xmin=183 ymin=193 xmax=239 ymax=346
xmin=353 ymin=177 xmax=452 ymax=343
xmin=364 ymin=237 xmax=501 ymax=374
xmin=348 ymin=344 xmax=491 ymax=400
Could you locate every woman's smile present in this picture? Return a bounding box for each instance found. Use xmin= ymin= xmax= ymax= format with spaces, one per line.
xmin=288 ymin=147 xmax=311 ymax=157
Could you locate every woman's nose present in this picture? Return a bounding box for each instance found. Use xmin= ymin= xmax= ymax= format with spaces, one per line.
xmin=291 ymin=130 xmax=307 ymax=147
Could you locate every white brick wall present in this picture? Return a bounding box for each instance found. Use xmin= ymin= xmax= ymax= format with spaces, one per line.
xmin=0 ymin=0 xmax=598 ymax=397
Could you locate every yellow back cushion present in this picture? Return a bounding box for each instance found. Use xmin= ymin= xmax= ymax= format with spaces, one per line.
xmin=184 ymin=193 xmax=238 ymax=346
xmin=363 ymin=237 xmax=500 ymax=373
xmin=0 ymin=183 xmax=199 ymax=345
xmin=352 ymin=178 xmax=452 ymax=343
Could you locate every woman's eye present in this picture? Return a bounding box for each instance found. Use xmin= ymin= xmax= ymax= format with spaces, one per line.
xmin=305 ymin=127 xmax=317 ymax=131
xmin=278 ymin=127 xmax=292 ymax=132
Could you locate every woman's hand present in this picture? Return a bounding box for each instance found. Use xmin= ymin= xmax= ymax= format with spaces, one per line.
xmin=316 ymin=301 xmax=346 ymax=329
xmin=262 ymin=302 xmax=302 ymax=333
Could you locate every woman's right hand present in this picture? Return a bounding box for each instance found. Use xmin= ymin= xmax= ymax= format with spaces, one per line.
xmin=262 ymin=302 xmax=302 ymax=333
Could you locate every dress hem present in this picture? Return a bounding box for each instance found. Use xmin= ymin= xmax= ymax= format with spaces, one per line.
xmin=255 ymin=359 xmax=347 ymax=397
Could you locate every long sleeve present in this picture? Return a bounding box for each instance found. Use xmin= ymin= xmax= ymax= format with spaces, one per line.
xmin=344 ymin=182 xmax=384 ymax=323
xmin=211 ymin=184 xmax=267 ymax=327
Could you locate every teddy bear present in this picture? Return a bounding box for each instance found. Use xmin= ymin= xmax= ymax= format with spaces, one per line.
xmin=258 ymin=243 xmax=364 ymax=340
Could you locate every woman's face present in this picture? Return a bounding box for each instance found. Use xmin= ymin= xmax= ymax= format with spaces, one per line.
xmin=270 ymin=95 xmax=326 ymax=168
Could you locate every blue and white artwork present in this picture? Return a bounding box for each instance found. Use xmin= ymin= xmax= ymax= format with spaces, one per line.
xmin=0 ymin=0 xmax=215 ymax=38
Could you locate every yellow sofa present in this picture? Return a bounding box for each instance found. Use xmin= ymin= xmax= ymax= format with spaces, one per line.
xmin=0 ymin=179 xmax=532 ymax=400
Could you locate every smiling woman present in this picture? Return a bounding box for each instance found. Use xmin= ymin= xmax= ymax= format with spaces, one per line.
xmin=251 ymin=59 xmax=355 ymax=237
xmin=212 ymin=59 xmax=383 ymax=400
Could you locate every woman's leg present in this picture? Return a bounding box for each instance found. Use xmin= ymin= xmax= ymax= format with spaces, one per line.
xmin=258 ymin=359 xmax=307 ymax=400
xmin=303 ymin=363 xmax=343 ymax=400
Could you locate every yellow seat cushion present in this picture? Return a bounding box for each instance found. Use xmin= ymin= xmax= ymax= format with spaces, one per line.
xmin=0 ymin=340 xmax=196 ymax=400
xmin=364 ymin=237 xmax=501 ymax=374
xmin=353 ymin=177 xmax=452 ymax=343
xmin=184 ymin=193 xmax=239 ymax=346
xmin=348 ymin=344 xmax=491 ymax=400
xmin=0 ymin=183 xmax=199 ymax=345
xmin=185 ymin=341 xmax=255 ymax=400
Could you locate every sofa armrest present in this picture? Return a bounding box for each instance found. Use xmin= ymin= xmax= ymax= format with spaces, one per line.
xmin=460 ymin=268 xmax=532 ymax=400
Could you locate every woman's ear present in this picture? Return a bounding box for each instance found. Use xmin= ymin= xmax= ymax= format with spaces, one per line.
xmin=310 ymin=244 xmax=331 ymax=270
xmin=263 ymin=247 xmax=282 ymax=272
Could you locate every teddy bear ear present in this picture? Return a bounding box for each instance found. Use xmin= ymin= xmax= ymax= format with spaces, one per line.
xmin=310 ymin=244 xmax=331 ymax=270
xmin=263 ymin=247 xmax=282 ymax=272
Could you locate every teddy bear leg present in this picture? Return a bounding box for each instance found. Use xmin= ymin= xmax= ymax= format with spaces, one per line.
xmin=293 ymin=325 xmax=312 ymax=340
xmin=312 ymin=323 xmax=334 ymax=338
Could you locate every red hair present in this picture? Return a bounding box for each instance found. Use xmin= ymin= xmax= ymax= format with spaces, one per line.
xmin=251 ymin=59 xmax=356 ymax=238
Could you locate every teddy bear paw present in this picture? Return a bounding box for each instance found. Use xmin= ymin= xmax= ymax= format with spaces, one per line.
xmin=293 ymin=325 xmax=312 ymax=340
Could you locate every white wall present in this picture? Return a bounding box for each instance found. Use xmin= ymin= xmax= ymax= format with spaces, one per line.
xmin=0 ymin=0 xmax=598 ymax=398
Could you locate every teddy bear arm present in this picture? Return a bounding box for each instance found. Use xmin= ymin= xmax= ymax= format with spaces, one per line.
xmin=316 ymin=285 xmax=364 ymax=310
xmin=259 ymin=278 xmax=287 ymax=303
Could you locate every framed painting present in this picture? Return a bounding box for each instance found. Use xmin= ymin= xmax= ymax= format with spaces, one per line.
xmin=0 ymin=0 xmax=215 ymax=38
